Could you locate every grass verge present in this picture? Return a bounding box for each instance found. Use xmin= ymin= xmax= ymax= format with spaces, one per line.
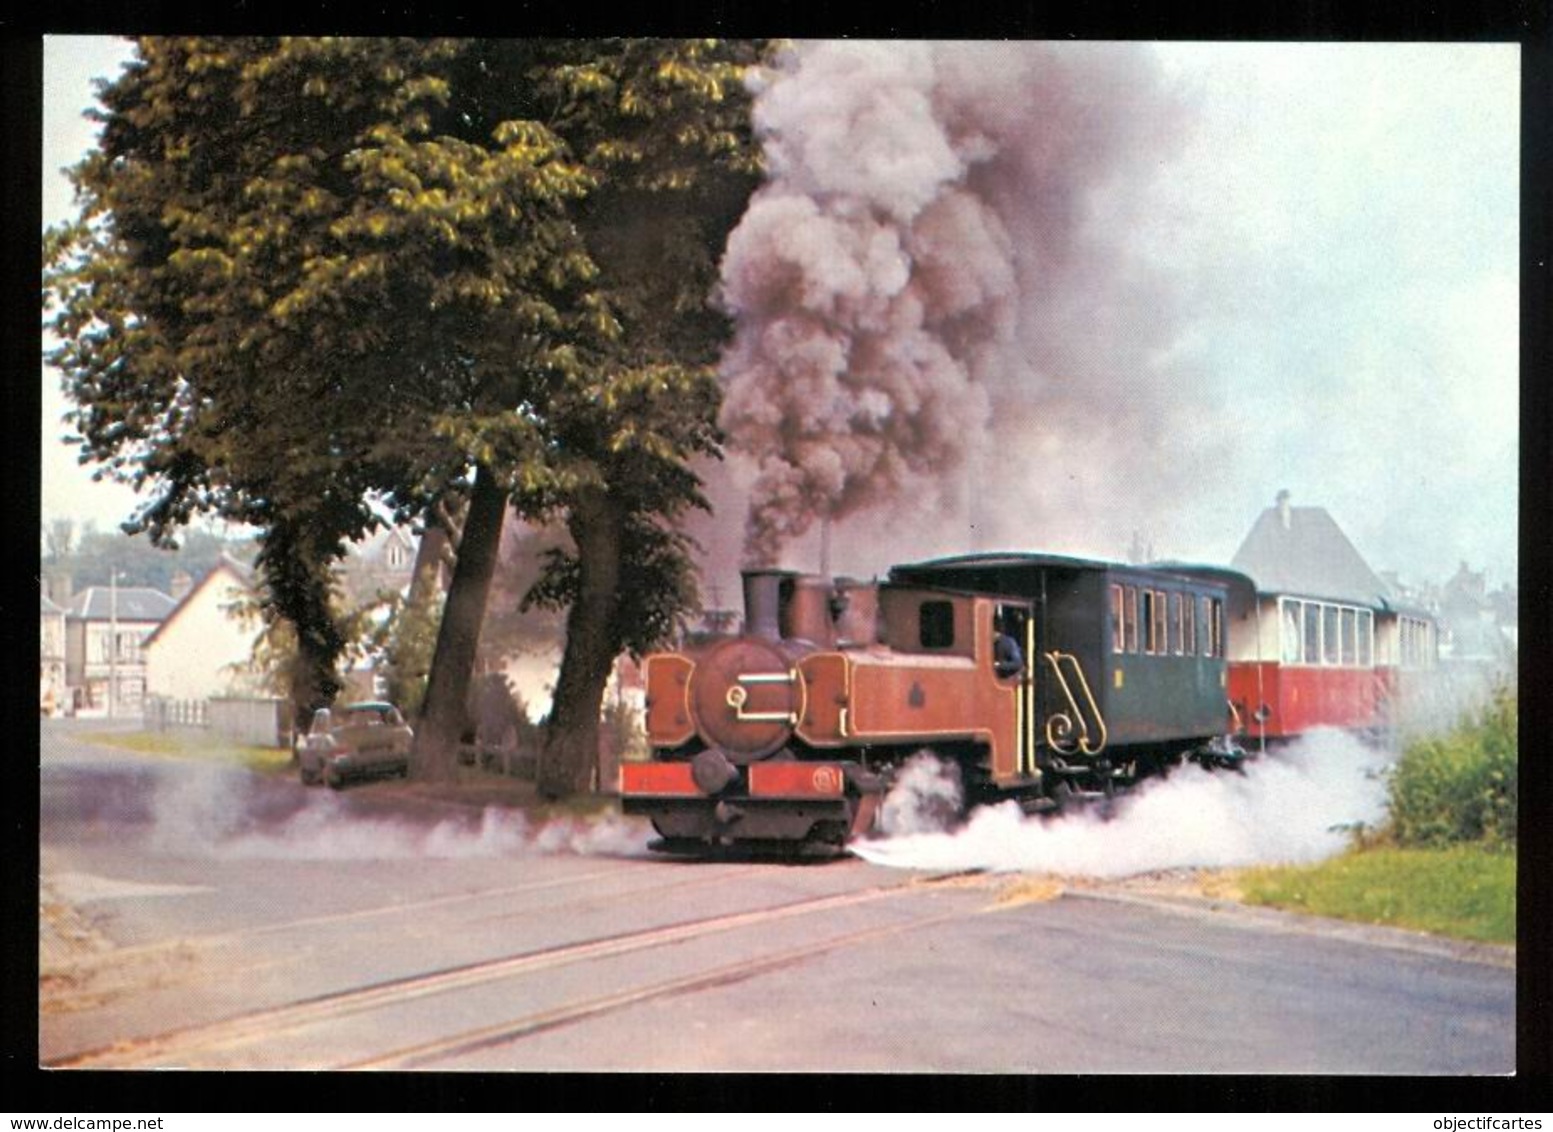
xmin=78 ymin=729 xmax=293 ymax=776
xmin=1236 ymin=843 xmax=1515 ymax=945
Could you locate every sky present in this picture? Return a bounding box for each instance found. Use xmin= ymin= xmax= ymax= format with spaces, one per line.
xmin=41 ymin=37 xmax=1521 ymax=591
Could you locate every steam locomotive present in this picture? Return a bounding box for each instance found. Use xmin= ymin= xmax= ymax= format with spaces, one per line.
xmin=618 ymin=551 xmax=1437 ymax=854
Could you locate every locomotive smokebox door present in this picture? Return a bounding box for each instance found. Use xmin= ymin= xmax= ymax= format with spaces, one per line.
xmin=688 ymin=636 xmax=802 ymax=762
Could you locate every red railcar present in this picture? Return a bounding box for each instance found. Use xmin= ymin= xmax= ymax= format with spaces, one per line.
xmin=1223 ymin=583 xmax=1438 ymax=748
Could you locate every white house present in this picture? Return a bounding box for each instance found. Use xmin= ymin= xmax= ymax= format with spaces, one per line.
xmin=143 ymin=556 xmax=265 ymax=702
xmin=40 ymin=591 xmax=67 ymax=715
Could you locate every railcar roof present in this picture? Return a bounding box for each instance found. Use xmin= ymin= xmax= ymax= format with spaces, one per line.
xmin=891 ymin=552 xmax=1253 ymax=590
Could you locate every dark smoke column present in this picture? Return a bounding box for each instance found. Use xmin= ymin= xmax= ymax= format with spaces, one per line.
xmin=716 ymin=41 xmax=1190 ymax=568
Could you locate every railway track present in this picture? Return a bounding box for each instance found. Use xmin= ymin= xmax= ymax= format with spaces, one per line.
xmin=50 ymin=869 xmax=988 ymax=1069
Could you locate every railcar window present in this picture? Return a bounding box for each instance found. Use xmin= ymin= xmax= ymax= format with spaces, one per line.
xmin=1282 ymin=600 xmax=1302 ymax=663
xmin=1184 ymin=593 xmax=1197 ymax=656
xmin=1341 ymin=608 xmax=1357 ymax=666
xmin=1303 ymin=603 xmax=1320 ymax=665
xmin=1110 ymin=584 xmax=1124 ymax=653
xmin=1209 ymin=598 xmax=1224 ymax=657
xmin=1124 ymin=586 xmax=1139 ymax=653
xmin=1170 ymin=592 xmax=1183 ymax=654
xmin=1153 ymin=590 xmax=1167 ymax=656
xmin=919 ymin=601 xmax=955 ymax=649
xmin=1359 ymin=610 xmax=1373 ymax=667
xmin=1322 ymin=606 xmax=1339 ymax=665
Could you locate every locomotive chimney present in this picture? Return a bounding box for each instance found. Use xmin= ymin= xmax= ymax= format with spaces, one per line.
xmin=742 ymin=568 xmax=796 ymax=640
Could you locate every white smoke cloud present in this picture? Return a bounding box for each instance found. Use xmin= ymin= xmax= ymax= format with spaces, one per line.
xmin=853 ymin=730 xmax=1390 ymax=876
xmin=877 ymin=751 xmax=964 ymax=836
xmin=146 ymin=767 xmax=654 ymax=860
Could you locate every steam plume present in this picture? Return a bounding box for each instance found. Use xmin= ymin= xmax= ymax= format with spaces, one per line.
xmin=717 ymin=41 xmax=1193 ymax=568
xmin=853 ymin=731 xmax=1389 ymax=876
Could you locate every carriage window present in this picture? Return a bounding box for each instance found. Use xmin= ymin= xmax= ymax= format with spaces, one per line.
xmin=1184 ymin=593 xmax=1197 ymax=656
xmin=1110 ymin=584 xmax=1124 ymax=653
xmin=1341 ymin=608 xmax=1357 ymax=666
xmin=1169 ymin=592 xmax=1183 ymax=654
xmin=1282 ymin=600 xmax=1303 ymax=664
xmin=1153 ymin=591 xmax=1168 ymax=656
xmin=1124 ymin=586 xmax=1139 ymax=653
xmin=1322 ymin=606 xmax=1340 ymax=665
xmin=919 ymin=601 xmax=955 ymax=649
xmin=1209 ymin=598 xmax=1224 ymax=657
xmin=1358 ymin=610 xmax=1373 ymax=667
xmin=1304 ymin=603 xmax=1321 ymax=666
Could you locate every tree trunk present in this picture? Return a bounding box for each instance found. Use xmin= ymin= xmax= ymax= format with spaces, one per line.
xmin=258 ymin=517 xmax=345 ymax=731
xmin=411 ymin=464 xmax=508 ymax=782
xmin=408 ymin=519 xmax=453 ymax=605
xmin=538 ymin=487 xmax=625 ymax=800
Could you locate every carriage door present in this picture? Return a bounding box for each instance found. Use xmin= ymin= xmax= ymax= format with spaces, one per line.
xmin=994 ymin=601 xmax=1038 ymax=779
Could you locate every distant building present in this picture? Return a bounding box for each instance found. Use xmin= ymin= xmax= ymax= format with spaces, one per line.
xmin=142 ymin=556 xmax=265 ymax=702
xmin=1436 ymin=560 xmax=1516 ymax=674
xmin=40 ymin=591 xmax=67 ymax=716
xmin=66 ymin=584 xmax=177 ymax=716
xmin=1230 ymin=490 xmax=1392 ymax=608
xmin=338 ymin=526 xmax=419 ymax=604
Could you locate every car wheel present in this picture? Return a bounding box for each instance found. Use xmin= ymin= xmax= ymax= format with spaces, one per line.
xmin=325 ymin=764 xmax=345 ymax=790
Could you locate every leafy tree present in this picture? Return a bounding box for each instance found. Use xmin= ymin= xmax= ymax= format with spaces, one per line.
xmin=44 ymin=37 xmax=765 ymax=790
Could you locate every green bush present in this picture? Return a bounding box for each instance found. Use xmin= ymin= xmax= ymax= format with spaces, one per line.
xmin=1387 ymin=683 xmax=1517 ymax=847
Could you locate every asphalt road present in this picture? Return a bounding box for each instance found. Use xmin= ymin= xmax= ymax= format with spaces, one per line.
xmin=36 ymin=720 xmax=1515 ymax=1075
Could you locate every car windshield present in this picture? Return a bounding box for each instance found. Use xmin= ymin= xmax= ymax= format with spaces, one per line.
xmin=343 ymin=709 xmax=390 ymax=727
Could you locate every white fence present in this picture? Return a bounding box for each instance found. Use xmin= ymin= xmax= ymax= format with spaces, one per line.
xmin=145 ymin=695 xmax=293 ymax=748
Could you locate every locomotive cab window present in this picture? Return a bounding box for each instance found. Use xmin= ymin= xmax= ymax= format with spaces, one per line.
xmin=918 ymin=600 xmax=956 ymax=649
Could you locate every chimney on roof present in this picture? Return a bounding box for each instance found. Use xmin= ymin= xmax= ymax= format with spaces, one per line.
xmin=1276 ymin=489 xmax=1292 ymax=531
xmin=170 ymin=570 xmax=194 ymax=602
xmin=43 ymin=569 xmax=72 ymax=606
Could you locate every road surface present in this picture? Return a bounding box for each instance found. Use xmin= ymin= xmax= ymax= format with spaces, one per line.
xmin=37 ymin=720 xmax=1515 ymax=1074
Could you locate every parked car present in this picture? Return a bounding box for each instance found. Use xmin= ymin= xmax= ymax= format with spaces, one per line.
xmin=298 ymin=701 xmax=414 ymax=788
